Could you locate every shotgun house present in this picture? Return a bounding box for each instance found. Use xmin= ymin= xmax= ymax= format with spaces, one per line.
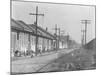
xmin=11 ymin=19 xmax=34 ymax=57
xmin=28 ymin=24 xmax=56 ymax=52
xmin=11 ymin=19 xmax=56 ymax=57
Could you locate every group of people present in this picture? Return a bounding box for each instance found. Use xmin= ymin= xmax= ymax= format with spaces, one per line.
xmin=13 ymin=47 xmax=55 ymax=57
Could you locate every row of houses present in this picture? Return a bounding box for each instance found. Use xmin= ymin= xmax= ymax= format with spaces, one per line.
xmin=11 ymin=19 xmax=69 ymax=57
xmin=11 ymin=19 xmax=57 ymax=57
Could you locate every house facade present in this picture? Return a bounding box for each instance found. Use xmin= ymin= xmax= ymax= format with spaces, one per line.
xmin=11 ymin=19 xmax=56 ymax=57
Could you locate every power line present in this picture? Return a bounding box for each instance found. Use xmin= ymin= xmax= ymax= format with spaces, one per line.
xmin=52 ymin=24 xmax=59 ymax=50
xmin=52 ymin=25 xmax=65 ymax=49
xmin=81 ymin=20 xmax=91 ymax=45
xmin=29 ymin=6 xmax=44 ymax=56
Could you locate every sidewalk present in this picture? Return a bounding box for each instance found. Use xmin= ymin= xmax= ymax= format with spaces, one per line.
xmin=12 ymin=50 xmax=57 ymax=61
xmin=11 ymin=48 xmax=66 ymax=61
xmin=11 ymin=48 xmax=75 ymax=74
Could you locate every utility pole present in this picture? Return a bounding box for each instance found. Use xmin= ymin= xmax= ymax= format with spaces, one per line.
xmin=58 ymin=28 xmax=60 ymax=38
xmin=81 ymin=30 xmax=85 ymax=46
xmin=58 ymin=28 xmax=65 ymax=49
xmin=52 ymin=24 xmax=59 ymax=50
xmin=53 ymin=25 xmax=65 ymax=49
xmin=29 ymin=6 xmax=44 ymax=56
xmin=55 ymin=24 xmax=58 ymax=50
xmin=54 ymin=24 xmax=58 ymax=36
xmin=58 ymin=28 xmax=60 ymax=49
xmin=81 ymin=20 xmax=91 ymax=45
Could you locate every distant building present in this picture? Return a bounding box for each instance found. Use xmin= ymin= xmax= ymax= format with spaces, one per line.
xmin=84 ymin=38 xmax=96 ymax=50
xmin=11 ymin=19 xmax=56 ymax=57
xmin=58 ymin=35 xmax=79 ymax=49
xmin=58 ymin=35 xmax=68 ymax=49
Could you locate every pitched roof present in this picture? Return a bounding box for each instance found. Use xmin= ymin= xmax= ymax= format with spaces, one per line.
xmin=16 ymin=20 xmax=33 ymax=33
xmin=11 ymin=19 xmax=24 ymax=30
xmin=11 ymin=19 xmax=56 ymax=40
xmin=29 ymin=24 xmax=56 ymax=39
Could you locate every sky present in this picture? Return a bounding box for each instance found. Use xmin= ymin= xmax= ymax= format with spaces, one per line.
xmin=11 ymin=1 xmax=95 ymax=44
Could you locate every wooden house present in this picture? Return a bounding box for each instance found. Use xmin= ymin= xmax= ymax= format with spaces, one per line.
xmin=11 ymin=19 xmax=56 ymax=57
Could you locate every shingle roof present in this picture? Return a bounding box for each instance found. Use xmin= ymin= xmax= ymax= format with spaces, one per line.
xmin=11 ymin=19 xmax=24 ymax=30
xmin=16 ymin=20 xmax=33 ymax=33
xmin=29 ymin=24 xmax=56 ymax=39
xmin=11 ymin=19 xmax=56 ymax=40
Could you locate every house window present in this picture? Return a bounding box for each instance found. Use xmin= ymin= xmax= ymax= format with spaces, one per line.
xmin=17 ymin=32 xmax=19 ymax=40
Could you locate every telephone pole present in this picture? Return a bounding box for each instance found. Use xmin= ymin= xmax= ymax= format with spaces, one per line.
xmin=81 ymin=30 xmax=85 ymax=46
xmin=58 ymin=28 xmax=61 ymax=49
xmin=58 ymin=28 xmax=65 ymax=48
xmin=52 ymin=25 xmax=65 ymax=49
xmin=81 ymin=20 xmax=91 ymax=45
xmin=29 ymin=6 xmax=44 ymax=56
xmin=58 ymin=28 xmax=60 ymax=38
xmin=52 ymin=24 xmax=59 ymax=50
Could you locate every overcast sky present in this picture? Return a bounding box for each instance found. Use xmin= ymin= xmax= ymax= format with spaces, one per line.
xmin=12 ymin=1 xmax=95 ymax=44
